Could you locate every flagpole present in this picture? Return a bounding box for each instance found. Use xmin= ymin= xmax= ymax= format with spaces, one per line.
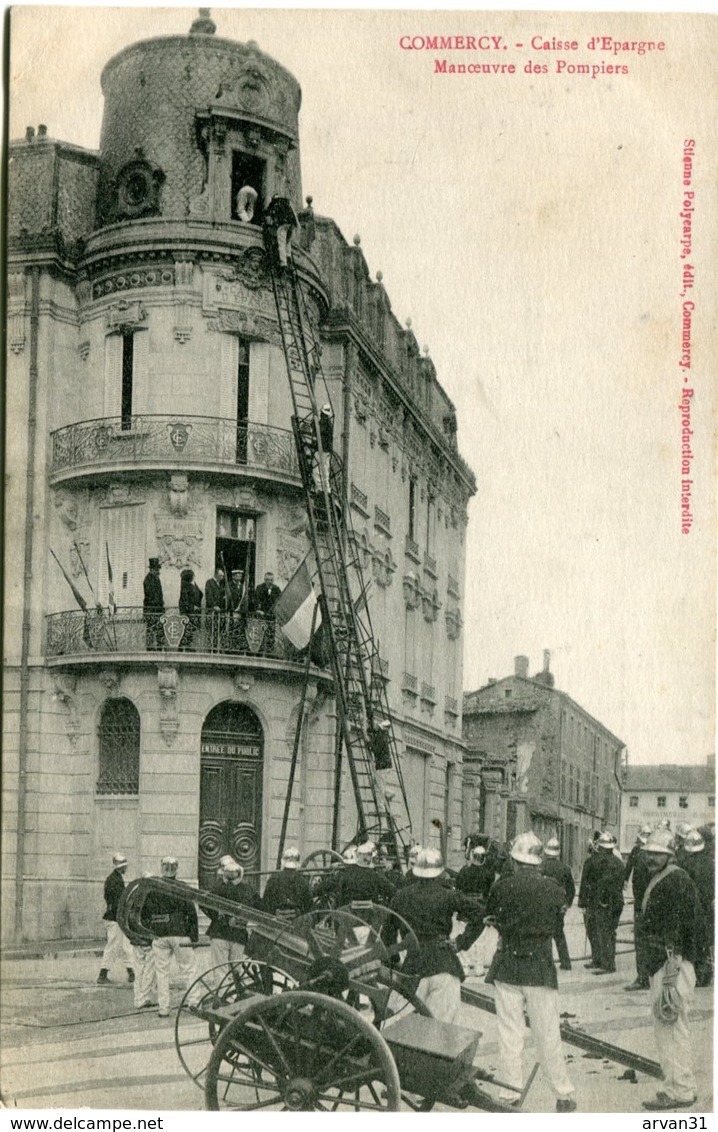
xmin=276 ymin=598 xmax=319 ymax=867
xmin=105 ymin=541 xmax=118 ymax=650
xmin=73 ymin=539 xmax=114 ymax=651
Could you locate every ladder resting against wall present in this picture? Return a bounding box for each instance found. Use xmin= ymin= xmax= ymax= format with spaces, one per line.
xmin=262 ymin=211 xmax=412 ymax=866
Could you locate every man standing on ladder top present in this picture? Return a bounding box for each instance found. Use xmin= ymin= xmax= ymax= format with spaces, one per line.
xmin=264 ymin=195 xmax=298 ymax=267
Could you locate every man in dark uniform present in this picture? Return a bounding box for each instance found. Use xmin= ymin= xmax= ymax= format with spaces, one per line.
xmin=592 ymin=831 xmax=625 ymax=974
xmin=578 ymin=836 xmax=604 ymax=968
xmin=542 ymin=837 xmax=575 ymax=971
xmin=204 ymin=565 xmax=226 ymax=652
xmin=624 ymin=824 xmax=653 ymax=990
xmin=454 ymin=845 xmax=495 ymax=972
xmin=142 ymin=856 xmax=200 ymax=1017
xmin=202 ymin=860 xmax=261 ymax=969
xmin=369 ymin=719 xmax=392 ymax=771
xmin=486 ymin=832 xmax=576 ymax=1112
xmin=97 ymin=852 xmax=134 ymax=985
xmin=334 ymin=842 xmax=395 ymax=907
xmin=386 ymin=848 xmax=481 ymax=1023
xmin=252 ymin=571 xmax=282 ymax=653
xmin=640 ymin=828 xmax=700 ymax=1111
xmin=263 ymin=195 xmax=299 ymax=267
xmin=680 ymin=829 xmax=714 ymax=987
xmin=143 ymin=557 xmax=164 ymax=650
xmin=262 ymin=847 xmax=313 ymax=922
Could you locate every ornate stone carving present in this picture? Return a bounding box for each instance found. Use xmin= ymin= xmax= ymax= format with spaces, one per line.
xmin=277 ymin=525 xmax=309 ymax=583
xmin=78 ymin=340 xmax=90 ymax=361
xmin=422 ymin=588 xmax=441 ymax=623
xmin=371 ymin=546 xmax=397 ymax=588
xmin=106 ymin=300 xmax=147 ymax=332
xmin=53 ymin=490 xmax=81 ymax=532
xmin=98 ymin=668 xmax=120 ymax=695
xmin=205 ymin=310 xmax=278 ymax=342
xmin=52 ymin=674 xmax=80 ymax=747
xmin=95 ymin=271 xmax=173 ymax=301
xmin=155 ymin=512 xmax=204 ymax=570
xmin=403 ymin=572 xmax=421 ymax=611
xmin=157 ymin=665 xmax=179 ymax=745
xmin=445 ymin=606 xmax=463 ymax=639
xmin=168 ymin=474 xmax=189 ymax=517
xmin=174 ymin=260 xmax=194 ymax=287
xmin=95 ymin=482 xmax=145 ymax=508
xmin=233 ymin=671 xmax=255 ymax=697
xmin=173 ymin=301 xmax=192 ymax=344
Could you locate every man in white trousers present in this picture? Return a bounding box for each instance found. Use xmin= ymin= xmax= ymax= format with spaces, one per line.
xmin=97 ymin=852 xmax=134 ymax=985
xmin=141 ymin=857 xmax=201 ymax=1018
xmin=486 ymin=831 xmax=576 ymax=1112
xmin=640 ymin=827 xmax=700 ymax=1111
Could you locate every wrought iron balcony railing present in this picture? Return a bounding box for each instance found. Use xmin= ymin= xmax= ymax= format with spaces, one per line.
xmin=45 ymin=607 xmax=307 ymax=663
xmin=50 ymin=415 xmax=299 ymax=479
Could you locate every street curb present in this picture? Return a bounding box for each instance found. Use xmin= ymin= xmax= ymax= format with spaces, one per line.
xmin=1 ymin=942 xmax=105 ymax=961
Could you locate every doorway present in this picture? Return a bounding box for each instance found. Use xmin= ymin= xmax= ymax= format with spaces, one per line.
xmin=199 ymin=702 xmax=263 ymax=891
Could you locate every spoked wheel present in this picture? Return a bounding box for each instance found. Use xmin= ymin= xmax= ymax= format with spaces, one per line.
xmin=300 ymin=849 xmax=344 ymax=871
xmin=204 ymin=990 xmax=401 ymax=1111
xmin=175 ymin=960 xmax=296 ymax=1089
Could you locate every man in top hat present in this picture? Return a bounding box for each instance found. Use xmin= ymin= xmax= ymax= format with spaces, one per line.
xmin=143 ymin=558 xmax=165 ymax=650
xmin=591 ymin=831 xmax=625 ymax=974
xmin=624 ymin=824 xmax=654 ymax=990
xmin=262 ymin=847 xmax=313 ymax=922
xmin=386 ymin=848 xmax=482 ymax=1023
xmin=204 ymin=565 xmax=226 ymax=652
xmin=97 ymin=852 xmax=134 ymax=985
xmin=486 ymin=832 xmax=576 ymax=1112
xmin=640 ymin=828 xmax=700 ymax=1111
xmin=541 ymin=838 xmax=575 ymax=972
xmin=335 ymin=841 xmax=395 ymax=907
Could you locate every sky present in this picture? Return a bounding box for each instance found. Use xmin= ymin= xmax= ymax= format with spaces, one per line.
xmin=8 ymin=6 xmax=717 ymax=767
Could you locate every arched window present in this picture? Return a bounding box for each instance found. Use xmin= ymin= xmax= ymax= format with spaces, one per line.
xmin=97 ymin=698 xmax=140 ymax=795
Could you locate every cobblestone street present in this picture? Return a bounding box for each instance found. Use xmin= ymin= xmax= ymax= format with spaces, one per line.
xmin=0 ymin=908 xmax=713 ymax=1114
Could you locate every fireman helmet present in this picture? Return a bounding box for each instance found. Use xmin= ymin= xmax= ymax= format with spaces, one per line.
xmin=510 ymin=832 xmax=543 ymax=866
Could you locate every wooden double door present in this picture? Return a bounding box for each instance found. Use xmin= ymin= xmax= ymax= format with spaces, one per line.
xmin=199 ymin=703 xmax=263 ymax=892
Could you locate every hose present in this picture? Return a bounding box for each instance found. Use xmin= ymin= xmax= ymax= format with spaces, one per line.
xmin=652 ymin=950 xmax=684 ymax=1024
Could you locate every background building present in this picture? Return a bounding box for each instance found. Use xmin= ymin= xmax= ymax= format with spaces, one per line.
xmin=4 ymin=14 xmax=475 ymax=943
xmin=462 ymin=652 xmax=624 ymax=874
xmin=620 ymin=758 xmax=715 ymax=852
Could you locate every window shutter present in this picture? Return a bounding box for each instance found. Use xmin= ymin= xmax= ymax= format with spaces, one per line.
xmin=132 ymin=329 xmax=150 ymax=415
xmin=103 ymin=334 xmax=123 ymax=418
xmin=99 ymin=505 xmax=147 ymax=608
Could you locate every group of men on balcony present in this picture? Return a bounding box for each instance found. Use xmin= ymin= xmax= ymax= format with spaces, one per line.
xmin=143 ymin=558 xmax=282 ymax=656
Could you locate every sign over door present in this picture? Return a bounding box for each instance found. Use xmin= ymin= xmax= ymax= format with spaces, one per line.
xmin=199 ymin=703 xmax=263 ymax=891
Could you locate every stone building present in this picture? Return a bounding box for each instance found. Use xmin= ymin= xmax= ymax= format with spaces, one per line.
xmin=620 ymin=758 xmax=715 ymax=853
xmin=4 ymin=13 xmax=475 ymax=943
xmin=462 ymin=653 xmax=624 ymax=874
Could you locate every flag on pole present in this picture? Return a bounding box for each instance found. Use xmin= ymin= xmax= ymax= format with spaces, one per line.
xmin=105 ymin=542 xmax=116 ymax=616
xmin=274 ymin=554 xmax=322 ymax=649
xmin=50 ymin=548 xmax=89 ymax=612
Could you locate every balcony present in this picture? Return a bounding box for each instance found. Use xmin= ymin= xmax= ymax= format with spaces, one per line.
xmin=49 ymin=415 xmax=299 ymax=486
xmin=404 ymin=535 xmax=420 ymax=564
xmin=45 ymin=607 xmax=309 ymax=668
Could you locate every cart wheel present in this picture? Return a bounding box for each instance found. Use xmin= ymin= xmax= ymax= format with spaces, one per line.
xmin=175 ymin=960 xmax=296 ymax=1088
xmin=300 ymin=849 xmax=344 ymax=871
xmin=204 ymin=989 xmax=401 ymax=1111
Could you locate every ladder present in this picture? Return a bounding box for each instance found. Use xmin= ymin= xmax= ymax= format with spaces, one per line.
xmin=263 ymin=219 xmax=412 ymax=865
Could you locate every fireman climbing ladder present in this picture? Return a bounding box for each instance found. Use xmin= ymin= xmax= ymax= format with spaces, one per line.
xmin=263 ymin=218 xmax=412 ymax=864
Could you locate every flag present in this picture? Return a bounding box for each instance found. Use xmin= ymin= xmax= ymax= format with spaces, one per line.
xmin=50 ymin=547 xmax=88 ymax=612
xmin=274 ymin=554 xmax=321 ymax=649
xmin=105 ymin=542 xmax=116 ymax=616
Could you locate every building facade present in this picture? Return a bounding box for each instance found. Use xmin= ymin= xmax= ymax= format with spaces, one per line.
xmin=620 ymin=759 xmax=715 ymax=852
xmin=4 ymin=14 xmax=475 ymax=943
xmin=462 ymin=653 xmax=624 ymax=874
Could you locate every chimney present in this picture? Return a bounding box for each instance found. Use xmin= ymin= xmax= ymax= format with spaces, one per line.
xmin=543 ymin=649 xmax=551 ymax=674
xmin=37 ymin=124 xmax=48 ymax=139
xmin=25 ymin=126 xmax=35 ymax=142
xmin=514 ymin=655 xmax=529 ymax=679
